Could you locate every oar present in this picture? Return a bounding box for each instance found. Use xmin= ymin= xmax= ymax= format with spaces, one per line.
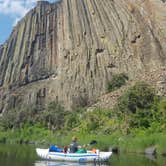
xmin=89 ymin=140 xmax=97 ymax=145
xmin=84 ymin=140 xmax=97 ymax=149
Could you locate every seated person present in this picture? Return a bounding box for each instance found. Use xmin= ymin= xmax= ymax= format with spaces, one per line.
xmin=69 ymin=136 xmax=79 ymax=153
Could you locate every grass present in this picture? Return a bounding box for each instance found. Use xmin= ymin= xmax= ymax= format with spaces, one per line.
xmin=1 ymin=125 xmax=166 ymax=155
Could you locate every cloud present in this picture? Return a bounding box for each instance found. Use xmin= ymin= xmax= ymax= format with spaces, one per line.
xmin=0 ymin=0 xmax=58 ymax=25
xmin=0 ymin=0 xmax=35 ymax=16
xmin=0 ymin=0 xmax=36 ymax=25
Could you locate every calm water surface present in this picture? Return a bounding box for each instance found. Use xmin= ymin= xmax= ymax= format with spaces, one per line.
xmin=0 ymin=144 xmax=166 ymax=166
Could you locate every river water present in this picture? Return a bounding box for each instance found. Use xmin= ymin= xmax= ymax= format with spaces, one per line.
xmin=0 ymin=144 xmax=166 ymax=166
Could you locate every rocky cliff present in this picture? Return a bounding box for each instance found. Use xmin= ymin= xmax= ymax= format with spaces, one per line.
xmin=0 ymin=0 xmax=166 ymax=112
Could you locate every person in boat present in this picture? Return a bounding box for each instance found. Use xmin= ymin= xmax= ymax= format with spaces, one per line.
xmin=69 ymin=136 xmax=79 ymax=153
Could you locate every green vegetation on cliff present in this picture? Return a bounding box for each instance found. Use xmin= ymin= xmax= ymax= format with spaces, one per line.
xmin=107 ymin=73 xmax=128 ymax=92
xmin=0 ymin=82 xmax=166 ymax=154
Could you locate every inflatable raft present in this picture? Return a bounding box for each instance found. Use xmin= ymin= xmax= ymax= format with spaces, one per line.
xmin=36 ymin=148 xmax=112 ymax=162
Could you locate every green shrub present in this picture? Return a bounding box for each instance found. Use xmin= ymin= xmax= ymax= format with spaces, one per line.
xmin=78 ymin=110 xmax=100 ymax=133
xmin=0 ymin=109 xmax=31 ymax=130
xmin=107 ymin=73 xmax=128 ymax=92
xmin=129 ymin=109 xmax=152 ymax=128
xmin=64 ymin=112 xmax=80 ymax=129
xmin=0 ymin=109 xmax=17 ymax=130
xmin=42 ymin=101 xmax=67 ymax=130
xmin=116 ymin=82 xmax=156 ymax=113
xmin=157 ymin=99 xmax=166 ymax=117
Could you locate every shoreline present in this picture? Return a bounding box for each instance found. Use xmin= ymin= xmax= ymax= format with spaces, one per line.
xmin=1 ymin=129 xmax=166 ymax=157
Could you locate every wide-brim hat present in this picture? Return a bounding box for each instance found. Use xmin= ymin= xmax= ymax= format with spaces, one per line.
xmin=72 ymin=136 xmax=77 ymax=141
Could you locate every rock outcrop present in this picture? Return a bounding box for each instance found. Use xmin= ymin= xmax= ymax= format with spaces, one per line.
xmin=0 ymin=0 xmax=166 ymax=112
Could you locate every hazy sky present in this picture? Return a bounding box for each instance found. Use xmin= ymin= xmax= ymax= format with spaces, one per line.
xmin=0 ymin=0 xmax=58 ymax=44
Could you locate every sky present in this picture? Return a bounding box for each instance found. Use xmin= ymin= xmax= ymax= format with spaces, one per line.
xmin=0 ymin=0 xmax=58 ymax=45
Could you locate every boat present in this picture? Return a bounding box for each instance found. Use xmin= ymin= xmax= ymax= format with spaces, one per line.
xmin=36 ymin=148 xmax=112 ymax=163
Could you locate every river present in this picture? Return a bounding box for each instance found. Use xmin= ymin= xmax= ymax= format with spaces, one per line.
xmin=0 ymin=144 xmax=166 ymax=166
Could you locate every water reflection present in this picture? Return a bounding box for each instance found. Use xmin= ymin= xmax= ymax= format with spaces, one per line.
xmin=0 ymin=144 xmax=166 ymax=166
xmin=145 ymin=154 xmax=157 ymax=161
xmin=35 ymin=160 xmax=109 ymax=166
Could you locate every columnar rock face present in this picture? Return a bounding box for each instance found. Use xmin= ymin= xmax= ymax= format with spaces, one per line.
xmin=0 ymin=0 xmax=166 ymax=112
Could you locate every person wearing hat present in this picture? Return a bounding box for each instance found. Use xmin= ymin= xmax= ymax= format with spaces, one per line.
xmin=69 ymin=136 xmax=79 ymax=153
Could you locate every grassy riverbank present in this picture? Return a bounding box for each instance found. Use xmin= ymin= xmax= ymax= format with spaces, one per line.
xmin=0 ymin=81 xmax=166 ymax=155
xmin=1 ymin=126 xmax=166 ymax=155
